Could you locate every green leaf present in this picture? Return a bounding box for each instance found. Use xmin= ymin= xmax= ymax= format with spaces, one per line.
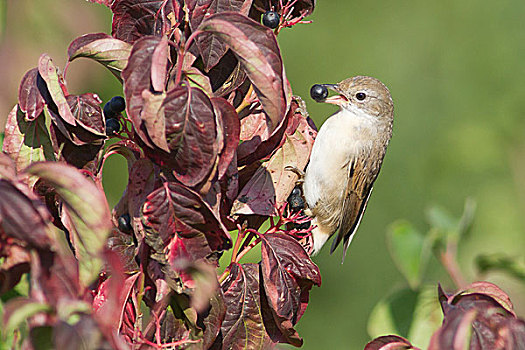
xmin=367 ymin=285 xmax=442 ymax=349
xmin=475 ymin=253 xmax=525 ymax=282
xmin=426 ymin=199 xmax=476 ymax=245
xmin=29 ymin=326 xmax=54 ymax=350
xmin=25 ymin=162 xmax=112 ymax=287
xmin=2 ymin=298 xmax=51 ymax=338
xmin=387 ymin=220 xmax=430 ymax=289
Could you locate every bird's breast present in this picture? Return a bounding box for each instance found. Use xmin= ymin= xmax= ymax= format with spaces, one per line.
xmin=303 ymin=109 xmax=379 ymax=209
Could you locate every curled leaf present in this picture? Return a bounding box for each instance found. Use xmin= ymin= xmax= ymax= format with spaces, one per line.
xmin=198 ymin=13 xmax=288 ymax=131
xmin=37 ymin=54 xmax=75 ymax=126
xmin=68 ymin=33 xmax=132 ymax=79
xmin=18 ymin=68 xmax=45 ymax=121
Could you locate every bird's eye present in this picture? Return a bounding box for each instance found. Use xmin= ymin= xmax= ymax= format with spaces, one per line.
xmin=355 ymin=92 xmax=366 ymax=101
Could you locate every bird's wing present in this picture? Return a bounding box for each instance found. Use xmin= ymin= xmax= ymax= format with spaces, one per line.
xmin=329 ymin=155 xmax=380 ymax=261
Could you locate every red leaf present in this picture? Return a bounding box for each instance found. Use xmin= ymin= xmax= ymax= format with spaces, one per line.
xmin=151 ymin=35 xmax=169 ymax=92
xmin=259 ymin=232 xmax=320 ymax=346
xmin=18 ymin=68 xmax=45 ymax=121
xmin=364 ymin=335 xmax=418 ymax=350
xmin=111 ymin=0 xmax=174 ymax=44
xmin=37 ymin=54 xmax=76 ymax=126
xmin=66 ymin=93 xmax=105 ymax=137
xmin=450 ymin=281 xmax=515 ymax=316
xmin=122 ymin=36 xmax=162 ymax=148
xmin=201 ymin=291 xmax=226 ymax=348
xmin=211 ymin=97 xmax=240 ymax=179
xmin=198 ymin=13 xmax=288 ymax=131
xmin=431 ymin=283 xmax=525 ymax=350
xmin=0 ymin=180 xmax=51 ymax=248
xmin=93 ymin=271 xmax=140 ymax=332
xmin=237 ymin=96 xmax=312 ymax=166
xmin=126 ymin=158 xmax=157 ymax=236
xmin=219 ymin=263 xmax=273 ymax=349
xmin=163 ymin=86 xmax=219 ymax=187
xmin=232 ymin=104 xmax=316 ymax=216
xmin=188 ymin=0 xmax=253 ymax=71
xmin=142 ymin=182 xmax=232 ymax=261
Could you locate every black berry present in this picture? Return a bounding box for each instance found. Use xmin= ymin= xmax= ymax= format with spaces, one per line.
xmin=310 ymin=84 xmax=328 ymax=102
xmin=109 ymin=96 xmax=126 ymax=113
xmin=103 ymin=102 xmax=116 ymax=118
xmin=118 ymin=213 xmax=132 ymax=234
xmin=105 ymin=118 xmax=121 ymax=135
xmin=262 ymin=11 xmax=280 ymax=29
xmin=287 ymin=185 xmax=305 ymax=211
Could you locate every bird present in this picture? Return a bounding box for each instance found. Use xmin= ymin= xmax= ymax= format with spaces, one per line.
xmin=302 ymin=75 xmax=394 ymax=262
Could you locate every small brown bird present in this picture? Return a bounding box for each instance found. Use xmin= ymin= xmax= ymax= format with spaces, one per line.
xmin=302 ymin=76 xmax=394 ymax=262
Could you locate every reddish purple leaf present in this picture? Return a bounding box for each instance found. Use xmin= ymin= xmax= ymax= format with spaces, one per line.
xmin=126 ymin=158 xmax=157 ymax=236
xmin=151 ymin=35 xmax=169 ymax=92
xmin=207 ymin=50 xmax=246 ymax=95
xmin=107 ymin=229 xmax=139 ymax=273
xmin=0 ymin=234 xmax=31 ymax=294
xmin=66 ymin=93 xmax=105 ymax=137
xmin=48 ymin=121 xmax=104 ymax=170
xmin=141 ymin=90 xmax=169 ymax=151
xmin=198 ymin=13 xmax=288 ymax=131
xmin=219 ymin=263 xmax=273 ymax=349
xmin=232 ymin=104 xmax=315 ymax=216
xmin=18 ymin=68 xmax=45 ymax=121
xmin=430 ymin=283 xmax=525 ymax=350
xmin=364 ymin=335 xmax=418 ymax=350
xmin=122 ymin=36 xmax=162 ymax=148
xmin=201 ymin=291 xmax=226 ymax=349
xmin=163 ymin=85 xmax=219 ymax=187
xmin=68 ymin=33 xmax=131 ymax=79
xmin=93 ymin=271 xmax=140 ymax=332
xmin=183 ymin=67 xmax=213 ymax=96
xmin=238 ymin=96 xmax=309 ymax=166
xmin=0 ymin=180 xmax=51 ymax=248
xmin=231 ymin=165 xmax=275 ymax=216
xmin=260 ymin=232 xmax=320 ymax=346
xmin=189 ymin=0 xmax=253 ymax=71
xmin=169 ymin=259 xmax=219 ymax=312
xmin=37 ymin=54 xmax=76 ymax=126
xmin=450 ymin=281 xmax=515 ymax=316
xmin=111 ymin=0 xmax=174 ymax=44
xmin=142 ymin=182 xmax=231 ymax=262
xmin=211 ymin=97 xmax=240 ymax=179
xmin=0 ymin=153 xmax=16 ymax=181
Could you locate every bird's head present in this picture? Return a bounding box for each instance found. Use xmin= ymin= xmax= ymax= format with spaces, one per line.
xmin=312 ymin=76 xmax=394 ymax=122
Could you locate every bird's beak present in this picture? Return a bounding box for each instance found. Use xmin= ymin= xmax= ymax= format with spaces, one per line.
xmin=322 ymin=84 xmax=349 ymax=106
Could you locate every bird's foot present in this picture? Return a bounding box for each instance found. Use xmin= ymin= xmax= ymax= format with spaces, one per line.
xmin=284 ymin=165 xmax=305 ymax=183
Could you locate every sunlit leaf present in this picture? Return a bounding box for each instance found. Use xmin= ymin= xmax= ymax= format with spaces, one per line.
xmin=2 ymin=105 xmax=55 ymax=182
xmin=68 ymin=33 xmax=132 ymax=80
xmin=198 ymin=13 xmax=288 ymax=131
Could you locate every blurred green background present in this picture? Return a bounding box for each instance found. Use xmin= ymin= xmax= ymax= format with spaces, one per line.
xmin=1 ymin=1 xmax=525 ymax=349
